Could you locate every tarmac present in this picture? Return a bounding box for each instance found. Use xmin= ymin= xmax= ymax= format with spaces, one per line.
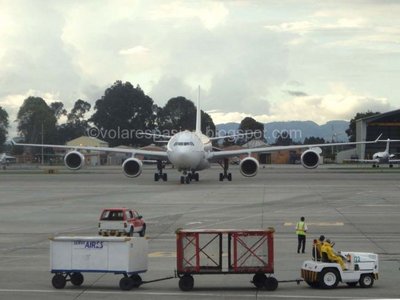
xmin=0 ymin=164 xmax=399 ymax=299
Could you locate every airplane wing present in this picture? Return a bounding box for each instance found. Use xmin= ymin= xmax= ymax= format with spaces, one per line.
xmin=11 ymin=140 xmax=169 ymax=160
xmin=343 ymin=159 xmax=379 ymax=163
xmin=208 ymin=137 xmax=381 ymax=160
xmin=388 ymin=159 xmax=400 ymax=164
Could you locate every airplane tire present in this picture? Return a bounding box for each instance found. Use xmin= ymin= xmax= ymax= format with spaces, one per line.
xmin=163 ymin=173 xmax=168 ymax=181
xmin=180 ymin=176 xmax=185 ymax=184
xmin=154 ymin=173 xmax=159 ymax=181
xmin=219 ymin=173 xmax=224 ymax=181
xmin=227 ymin=173 xmax=232 ymax=181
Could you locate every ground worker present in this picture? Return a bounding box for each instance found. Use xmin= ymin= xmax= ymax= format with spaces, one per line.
xmin=295 ymin=216 xmax=308 ymax=253
xmin=321 ymin=239 xmax=347 ymax=270
xmin=313 ymin=235 xmax=325 ymax=260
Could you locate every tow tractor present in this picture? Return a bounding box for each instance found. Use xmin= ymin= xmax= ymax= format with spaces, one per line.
xmin=301 ymin=251 xmax=379 ymax=289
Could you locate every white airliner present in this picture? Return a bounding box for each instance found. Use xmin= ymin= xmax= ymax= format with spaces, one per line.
xmin=12 ymin=101 xmax=380 ymax=183
xmin=346 ymin=139 xmax=400 ymax=168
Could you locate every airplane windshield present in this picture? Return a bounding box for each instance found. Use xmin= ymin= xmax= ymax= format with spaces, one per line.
xmin=173 ymin=142 xmax=195 ymax=146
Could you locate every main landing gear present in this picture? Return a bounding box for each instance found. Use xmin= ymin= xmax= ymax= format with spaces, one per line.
xmin=218 ymin=158 xmax=232 ymax=182
xmin=154 ymin=160 xmax=167 ymax=182
xmin=180 ymin=170 xmax=199 ymax=184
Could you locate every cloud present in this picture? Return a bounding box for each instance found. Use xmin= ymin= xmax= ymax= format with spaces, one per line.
xmin=119 ymin=46 xmax=149 ymax=56
xmin=148 ymin=1 xmax=229 ymax=30
xmin=211 ymin=85 xmax=391 ymax=125
xmin=1 ymin=0 xmax=400 ymax=138
xmin=285 ymin=90 xmax=308 ymax=97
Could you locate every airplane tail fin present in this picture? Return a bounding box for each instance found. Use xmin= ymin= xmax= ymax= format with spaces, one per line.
xmin=385 ymin=139 xmax=390 ymax=153
xmin=195 ymin=86 xmax=201 ymax=134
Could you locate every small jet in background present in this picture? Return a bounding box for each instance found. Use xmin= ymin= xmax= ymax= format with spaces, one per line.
xmin=0 ymin=153 xmax=16 ymax=169
xmin=346 ymin=139 xmax=400 ymax=168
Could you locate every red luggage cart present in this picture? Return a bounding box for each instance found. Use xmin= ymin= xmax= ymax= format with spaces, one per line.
xmin=176 ymin=228 xmax=278 ymax=291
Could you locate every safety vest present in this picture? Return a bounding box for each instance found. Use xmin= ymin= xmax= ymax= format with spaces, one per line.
xmin=296 ymin=221 xmax=307 ymax=235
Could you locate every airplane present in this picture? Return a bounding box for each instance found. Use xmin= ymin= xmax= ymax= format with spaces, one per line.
xmin=11 ymin=97 xmax=381 ymax=183
xmin=0 ymin=153 xmax=16 ymax=168
xmin=346 ymin=139 xmax=400 ymax=168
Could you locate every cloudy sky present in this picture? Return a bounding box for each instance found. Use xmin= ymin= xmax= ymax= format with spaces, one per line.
xmin=1 ymin=0 xmax=399 ymax=136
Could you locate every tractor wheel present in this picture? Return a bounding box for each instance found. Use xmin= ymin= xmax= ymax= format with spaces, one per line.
xmin=359 ymin=274 xmax=374 ymax=288
xmin=318 ymin=268 xmax=339 ymax=289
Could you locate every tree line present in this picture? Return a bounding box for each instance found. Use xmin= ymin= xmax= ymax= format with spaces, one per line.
xmin=0 ymin=80 xmax=380 ymax=154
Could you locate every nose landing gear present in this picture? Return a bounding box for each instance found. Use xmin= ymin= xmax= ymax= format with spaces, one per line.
xmin=180 ymin=170 xmax=199 ymax=184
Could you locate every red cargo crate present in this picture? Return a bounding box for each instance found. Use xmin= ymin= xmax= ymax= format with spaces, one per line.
xmin=176 ymin=228 xmax=276 ymax=291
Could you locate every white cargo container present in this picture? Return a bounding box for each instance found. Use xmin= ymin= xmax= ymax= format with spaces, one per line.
xmin=50 ymin=236 xmax=148 ymax=290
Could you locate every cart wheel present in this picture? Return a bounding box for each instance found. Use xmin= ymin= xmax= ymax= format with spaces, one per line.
xmin=52 ymin=273 xmax=66 ymax=289
xmin=70 ymin=272 xmax=84 ymax=286
xmin=130 ymin=274 xmax=143 ymax=288
xmin=264 ymin=277 xmax=279 ymax=291
xmin=179 ymin=275 xmax=194 ymax=291
xmin=252 ymin=273 xmax=266 ymax=289
xmin=119 ymin=277 xmax=134 ymax=291
xmin=318 ymin=268 xmax=339 ymax=289
xmin=359 ymin=274 xmax=374 ymax=288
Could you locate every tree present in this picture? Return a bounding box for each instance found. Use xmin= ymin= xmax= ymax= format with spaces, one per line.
xmin=17 ymin=97 xmax=57 ymax=146
xmin=273 ymin=132 xmax=294 ymax=146
xmin=50 ymin=102 xmax=67 ymax=121
xmin=237 ymin=117 xmax=264 ymax=144
xmin=57 ymin=99 xmax=91 ymax=144
xmin=90 ymin=81 xmax=155 ymax=146
xmin=0 ymin=106 xmax=9 ymax=151
xmin=346 ymin=111 xmax=380 ymax=142
xmin=158 ymin=97 xmax=215 ymax=136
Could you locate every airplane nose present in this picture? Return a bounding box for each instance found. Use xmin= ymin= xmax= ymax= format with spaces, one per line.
xmin=170 ymin=150 xmax=202 ymax=169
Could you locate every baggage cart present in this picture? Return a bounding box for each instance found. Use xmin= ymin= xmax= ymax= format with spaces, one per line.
xmin=50 ymin=236 xmax=148 ymax=290
xmin=176 ymin=228 xmax=278 ymax=291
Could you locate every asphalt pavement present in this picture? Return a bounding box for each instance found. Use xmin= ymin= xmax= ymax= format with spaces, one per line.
xmin=0 ymin=164 xmax=399 ymax=299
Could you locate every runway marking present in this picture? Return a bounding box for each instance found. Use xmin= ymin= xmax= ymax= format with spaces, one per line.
xmin=284 ymin=222 xmax=344 ymax=226
xmin=0 ymin=288 xmax=376 ymax=299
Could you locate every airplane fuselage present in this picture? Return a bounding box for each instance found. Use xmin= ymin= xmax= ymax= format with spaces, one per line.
xmin=373 ymin=152 xmax=390 ymax=164
xmin=166 ymin=130 xmax=211 ymax=172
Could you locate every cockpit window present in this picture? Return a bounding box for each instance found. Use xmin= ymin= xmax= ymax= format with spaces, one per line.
xmin=173 ymin=142 xmax=194 ymax=146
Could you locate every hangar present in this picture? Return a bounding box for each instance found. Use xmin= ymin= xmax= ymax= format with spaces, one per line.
xmin=356 ymin=109 xmax=400 ymax=159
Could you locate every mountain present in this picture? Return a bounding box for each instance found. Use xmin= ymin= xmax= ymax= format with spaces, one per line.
xmin=215 ymin=120 xmax=349 ymax=143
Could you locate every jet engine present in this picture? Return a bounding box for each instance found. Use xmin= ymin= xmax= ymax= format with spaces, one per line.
xmin=122 ymin=158 xmax=143 ymax=178
xmin=239 ymin=157 xmax=259 ymax=177
xmin=301 ymin=149 xmax=321 ymax=169
xmin=64 ymin=151 xmax=85 ymax=170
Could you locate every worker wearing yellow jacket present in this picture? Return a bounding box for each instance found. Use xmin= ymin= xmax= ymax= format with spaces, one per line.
xmin=321 ymin=239 xmax=346 ymax=270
